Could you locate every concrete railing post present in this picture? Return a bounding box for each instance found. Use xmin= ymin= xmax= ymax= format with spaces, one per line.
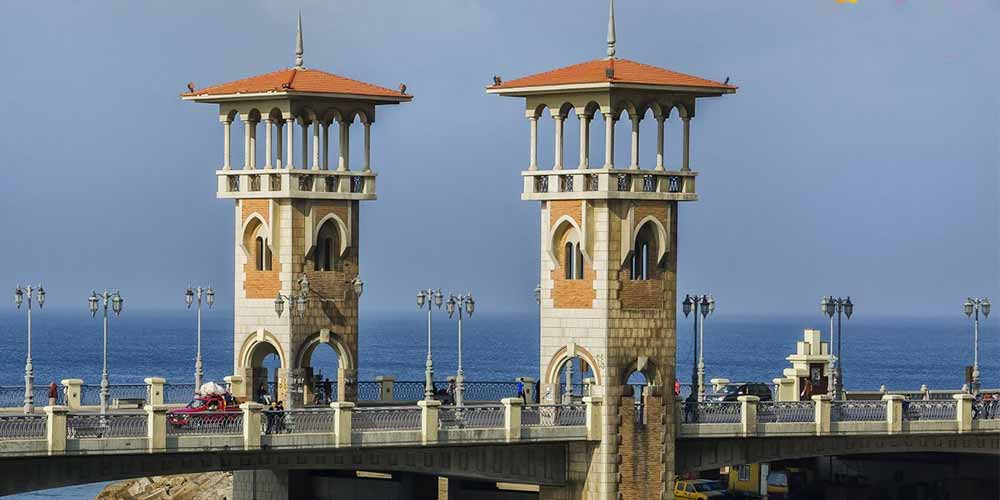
xmin=44 ymin=405 xmax=68 ymax=455
xmin=502 ymin=397 xmax=523 ymax=442
xmin=583 ymin=396 xmax=602 ymax=441
xmin=61 ymin=379 xmax=83 ymax=410
xmin=225 ymin=375 xmax=247 ymax=402
xmin=145 ymin=404 xmax=168 ymax=453
xmin=144 ymin=377 xmax=165 ymax=406
xmin=240 ymin=402 xmax=264 ymax=450
xmin=953 ymin=393 xmax=973 ymax=433
xmin=417 ymin=400 xmax=441 ymax=445
xmin=332 ymin=401 xmax=354 ymax=447
xmin=738 ymin=395 xmax=759 ymax=436
xmin=812 ymin=395 xmax=832 ymax=435
xmin=376 ymin=376 xmax=396 ymax=401
xmin=518 ymin=377 xmax=537 ymax=403
xmin=883 ymin=394 xmax=904 ymax=434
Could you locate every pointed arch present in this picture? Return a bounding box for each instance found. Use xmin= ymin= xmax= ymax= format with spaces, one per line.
xmin=238 ymin=330 xmax=287 ymax=370
xmin=312 ymin=212 xmax=350 ymax=259
xmin=548 ymin=214 xmax=590 ymax=268
xmin=630 ymin=215 xmax=669 ymax=268
xmin=543 ymin=344 xmax=603 ymax=387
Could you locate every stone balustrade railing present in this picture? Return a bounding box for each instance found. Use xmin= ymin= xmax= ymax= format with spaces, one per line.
xmin=679 ymin=393 xmax=1000 ymax=438
xmin=0 ymin=397 xmax=601 ymax=458
xmin=521 ymin=168 xmax=697 ymax=201
xmin=216 ymin=169 xmax=376 ymax=200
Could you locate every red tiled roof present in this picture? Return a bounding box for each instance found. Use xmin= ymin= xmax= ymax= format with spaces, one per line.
xmin=492 ymin=58 xmax=735 ymax=92
xmin=184 ymin=68 xmax=410 ymax=99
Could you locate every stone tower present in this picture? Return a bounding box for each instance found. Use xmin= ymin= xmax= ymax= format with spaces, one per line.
xmin=184 ymin=17 xmax=411 ymax=406
xmin=488 ymin=2 xmax=735 ymax=498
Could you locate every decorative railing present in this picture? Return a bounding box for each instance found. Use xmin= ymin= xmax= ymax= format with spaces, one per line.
xmin=352 ymin=407 xmax=421 ymax=431
xmin=79 ymin=384 xmax=149 ymax=406
xmin=389 ymin=382 xmax=427 ymax=401
xmin=903 ymin=400 xmax=957 ymax=421
xmin=534 ymin=176 xmax=548 ymax=193
xmin=0 ymin=387 xmax=62 ymax=408
xmin=462 ymin=382 xmax=521 ymax=401
xmin=248 ymin=174 xmax=261 ymax=192
xmin=682 ymin=402 xmax=741 ymax=424
xmin=264 ymin=409 xmax=336 ymax=435
xmin=166 ymin=412 xmax=242 ymax=436
xmin=974 ymin=400 xmax=1000 ymax=420
xmin=617 ymin=174 xmax=631 ymax=191
xmin=667 ymin=176 xmax=681 ymax=193
xmin=521 ymin=404 xmax=585 ymax=427
xmin=269 ymin=174 xmax=282 ymax=191
xmin=758 ymin=402 xmax=815 ymax=423
xmin=0 ymin=414 xmax=46 ymax=440
xmin=356 ymin=382 xmax=378 ymax=401
xmin=559 ymin=175 xmax=573 ymax=192
xmin=832 ymin=401 xmax=887 ymax=422
xmin=439 ymin=405 xmax=505 ymax=430
xmin=297 ymin=174 xmax=314 ymax=192
xmin=587 ymin=174 xmax=599 ymax=191
xmin=642 ymin=175 xmax=657 ymax=192
xmin=67 ymin=413 xmax=147 ymax=438
xmin=164 ymin=384 xmax=197 ymax=404
xmin=227 ymin=176 xmax=240 ymax=192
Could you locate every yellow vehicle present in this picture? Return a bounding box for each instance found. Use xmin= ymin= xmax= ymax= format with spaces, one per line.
xmin=674 ymin=479 xmax=728 ymax=499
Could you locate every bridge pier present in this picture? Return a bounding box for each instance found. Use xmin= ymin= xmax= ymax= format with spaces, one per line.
xmin=233 ymin=469 xmax=441 ymax=500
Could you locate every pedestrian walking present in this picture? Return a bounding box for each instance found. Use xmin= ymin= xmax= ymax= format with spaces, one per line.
xmin=47 ymin=381 xmax=58 ymax=406
xmin=323 ymin=378 xmax=333 ymax=404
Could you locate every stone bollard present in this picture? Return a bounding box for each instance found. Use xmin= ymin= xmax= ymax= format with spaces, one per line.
xmin=145 ymin=404 xmax=168 ymax=453
xmin=417 ymin=400 xmax=441 ymax=445
xmin=44 ymin=406 xmax=68 ymax=455
xmin=738 ymin=395 xmax=759 ymax=436
xmin=953 ymin=393 xmax=974 ymax=433
xmin=144 ymin=377 xmax=166 ymax=406
xmin=883 ymin=394 xmax=904 ymax=434
xmin=375 ymin=376 xmax=396 ymax=401
xmin=583 ymin=396 xmax=602 ymax=441
xmin=501 ymin=398 xmax=523 ymax=443
xmin=60 ymin=379 xmax=83 ymax=410
xmin=812 ymin=395 xmax=832 ymax=435
xmin=331 ymin=402 xmax=354 ymax=448
xmin=240 ymin=402 xmax=264 ymax=451
xmin=517 ymin=377 xmax=537 ymax=403
xmin=225 ymin=375 xmax=247 ymax=402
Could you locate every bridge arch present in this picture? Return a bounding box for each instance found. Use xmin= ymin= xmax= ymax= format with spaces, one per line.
xmin=544 ymin=344 xmax=603 ymax=403
xmin=238 ymin=330 xmax=286 ymax=403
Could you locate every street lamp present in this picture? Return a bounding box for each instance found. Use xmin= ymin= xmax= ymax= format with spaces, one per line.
xmin=274 ymin=275 xmax=310 ymax=318
xmin=186 ymin=286 xmax=215 ymax=392
xmin=682 ymin=293 xmax=714 ymax=402
xmin=964 ymin=297 xmax=991 ymax=394
xmin=89 ymin=290 xmax=123 ymax=416
xmin=417 ymin=288 xmax=444 ymax=400
xmin=446 ymin=292 xmax=475 ymax=407
xmin=14 ymin=284 xmax=44 ymax=413
xmin=821 ymin=296 xmax=854 ymax=399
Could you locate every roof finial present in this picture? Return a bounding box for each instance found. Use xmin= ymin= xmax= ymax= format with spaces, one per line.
xmin=294 ymin=12 xmax=304 ymax=69
xmin=606 ymin=0 xmax=617 ymax=59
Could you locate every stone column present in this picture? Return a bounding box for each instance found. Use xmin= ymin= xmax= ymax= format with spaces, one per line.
xmin=275 ymin=121 xmax=284 ymax=168
xmin=812 ymin=394 xmax=832 ymax=435
xmin=655 ymin=116 xmax=665 ymax=170
xmin=240 ymin=402 xmax=264 ymax=450
xmin=417 ymin=400 xmax=441 ymax=445
xmin=221 ymin=117 xmax=232 ymax=170
xmin=146 ymin=404 xmax=168 ymax=452
xmin=249 ymin=119 xmax=258 ymax=169
xmin=44 ymin=405 xmax=68 ymax=455
xmin=321 ymin=122 xmax=330 ymax=170
xmin=738 ymin=395 xmax=759 ymax=436
xmin=363 ymin=121 xmax=372 ymax=172
xmin=883 ymin=394 xmax=904 ymax=434
xmin=300 ymin=121 xmax=309 ymax=171
xmin=953 ymin=393 xmax=973 ymax=433
xmin=603 ymin=113 xmax=615 ymax=168
xmin=337 ymin=367 xmax=357 ymax=403
xmin=502 ymin=397 xmax=522 ymax=442
xmin=264 ymin=118 xmax=273 ymax=169
xmin=285 ymin=117 xmax=295 ymax=168
xmin=579 ymin=114 xmax=591 ymax=169
xmin=243 ymin=117 xmax=252 ymax=169
xmin=338 ymin=120 xmax=351 ymax=172
xmin=583 ymin=396 xmax=602 ymax=441
xmin=332 ymin=401 xmax=354 ymax=447
xmin=528 ymin=116 xmax=539 ymax=170
xmin=312 ymin=120 xmax=321 ymax=170
xmin=376 ymin=376 xmax=396 ymax=401
xmin=553 ymin=114 xmax=565 ymax=170
xmin=60 ymin=379 xmax=82 ymax=410
xmin=629 ymin=115 xmax=640 ymax=169
xmin=681 ymin=116 xmax=691 ymax=171
xmin=144 ymin=377 xmax=165 ymax=406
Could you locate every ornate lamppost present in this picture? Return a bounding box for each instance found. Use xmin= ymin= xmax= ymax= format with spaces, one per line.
xmin=821 ymin=296 xmax=854 ymax=399
xmin=185 ymin=286 xmax=215 ymax=392
xmin=446 ymin=293 xmax=475 ymax=407
xmin=682 ymin=293 xmax=715 ymax=401
xmin=274 ymin=275 xmax=310 ymax=318
xmin=14 ymin=284 xmax=44 ymax=413
xmin=417 ymin=288 xmax=444 ymax=400
xmin=89 ymin=290 xmax=123 ymax=415
xmin=964 ymin=297 xmax=991 ymax=394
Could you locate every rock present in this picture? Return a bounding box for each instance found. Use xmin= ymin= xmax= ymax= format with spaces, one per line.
xmin=96 ymin=472 xmax=232 ymax=500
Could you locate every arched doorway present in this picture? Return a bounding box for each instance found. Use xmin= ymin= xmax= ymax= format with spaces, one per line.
xmin=244 ymin=339 xmax=283 ymax=405
xmin=297 ymin=331 xmax=355 ymax=404
xmin=554 ymin=356 xmax=596 ymax=404
xmin=626 ymin=370 xmax=651 ymax=425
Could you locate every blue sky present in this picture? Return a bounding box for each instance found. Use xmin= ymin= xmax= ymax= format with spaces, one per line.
xmin=0 ymin=0 xmax=996 ymax=316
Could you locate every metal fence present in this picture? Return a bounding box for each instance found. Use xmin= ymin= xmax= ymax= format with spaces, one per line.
xmin=439 ymin=405 xmax=505 ymax=430
xmin=356 ymin=382 xmax=378 ymax=401
xmin=682 ymin=402 xmax=741 ymax=424
xmin=0 ymin=414 xmax=47 ymax=440
xmin=902 ymin=400 xmax=957 ymax=421
xmin=390 ymin=382 xmax=428 ymax=402
xmin=264 ymin=409 xmax=335 ymax=435
xmin=974 ymin=400 xmax=1000 ymax=420
xmin=0 ymin=386 xmax=63 ymax=408
xmin=166 ymin=412 xmax=243 ymax=436
xmin=757 ymin=402 xmax=815 ymax=423
xmin=463 ymin=382 xmax=521 ymax=401
xmin=832 ymin=401 xmax=887 ymax=422
xmin=521 ymin=404 xmax=585 ymax=427
xmin=352 ymin=407 xmax=421 ymax=431
xmin=164 ymin=384 xmax=197 ymax=404
xmin=67 ymin=413 xmax=147 ymax=438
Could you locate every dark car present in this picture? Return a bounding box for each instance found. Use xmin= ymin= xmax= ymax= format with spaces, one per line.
xmin=710 ymin=383 xmax=773 ymax=402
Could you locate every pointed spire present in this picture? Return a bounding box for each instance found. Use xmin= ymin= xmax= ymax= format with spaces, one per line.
xmin=606 ymin=0 xmax=617 ymax=59
xmin=294 ymin=12 xmax=304 ymax=69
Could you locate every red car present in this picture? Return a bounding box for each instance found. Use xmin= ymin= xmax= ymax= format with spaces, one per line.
xmin=167 ymin=393 xmax=240 ymax=427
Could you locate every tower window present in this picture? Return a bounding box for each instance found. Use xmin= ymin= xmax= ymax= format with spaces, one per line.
xmin=564 ymin=243 xmax=574 ymax=280
xmin=314 ymin=221 xmax=340 ymax=272
xmin=255 ymin=237 xmax=265 ymax=271
xmin=575 ymin=243 xmax=584 ymax=279
xmin=631 ymin=223 xmax=658 ymax=281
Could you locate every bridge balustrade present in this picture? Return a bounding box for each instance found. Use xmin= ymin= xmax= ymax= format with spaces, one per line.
xmin=903 ymin=400 xmax=957 ymax=421
xmin=67 ymin=413 xmax=147 ymax=439
xmin=166 ymin=412 xmax=243 ymax=436
xmin=263 ymin=409 xmax=336 ymax=435
xmin=439 ymin=405 xmax=505 ymax=430
xmin=521 ymin=404 xmax=586 ymax=427
xmin=831 ymin=401 xmax=887 ymax=422
xmin=352 ymin=406 xmax=422 ymax=431
xmin=0 ymin=414 xmax=46 ymax=440
xmin=757 ymin=401 xmax=814 ymax=423
xmin=682 ymin=401 xmax=742 ymax=424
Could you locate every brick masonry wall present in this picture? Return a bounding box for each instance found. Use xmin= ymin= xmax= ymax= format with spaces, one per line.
xmin=619 ymin=395 xmax=665 ymax=500
xmin=241 ymin=199 xmax=281 ymax=299
xmin=548 ymin=200 xmax=596 ymax=309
